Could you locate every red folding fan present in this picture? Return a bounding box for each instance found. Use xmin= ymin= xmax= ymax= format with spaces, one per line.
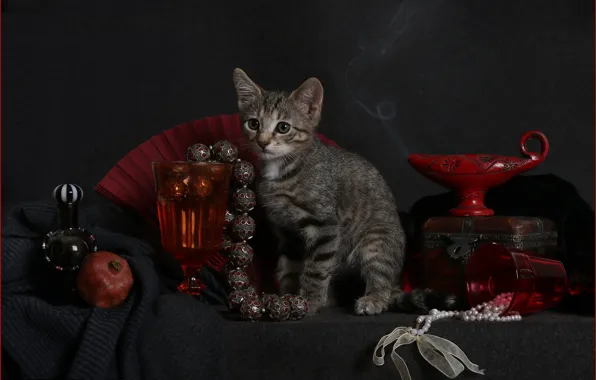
xmin=95 ymin=114 xmax=339 ymax=290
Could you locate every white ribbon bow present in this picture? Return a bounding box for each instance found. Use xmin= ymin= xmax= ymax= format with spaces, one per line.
xmin=373 ymin=327 xmax=485 ymax=380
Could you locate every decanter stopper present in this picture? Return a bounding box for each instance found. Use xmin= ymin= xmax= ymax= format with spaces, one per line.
xmin=42 ymin=184 xmax=97 ymax=272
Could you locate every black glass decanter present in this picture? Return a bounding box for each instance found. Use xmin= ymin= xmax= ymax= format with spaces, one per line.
xmin=42 ymin=184 xmax=97 ymax=302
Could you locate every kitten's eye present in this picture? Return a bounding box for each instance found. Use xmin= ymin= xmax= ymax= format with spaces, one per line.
xmin=246 ymin=119 xmax=260 ymax=131
xmin=275 ymin=122 xmax=291 ymax=134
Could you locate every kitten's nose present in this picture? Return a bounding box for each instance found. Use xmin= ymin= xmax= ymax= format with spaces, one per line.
xmin=257 ymin=140 xmax=270 ymax=151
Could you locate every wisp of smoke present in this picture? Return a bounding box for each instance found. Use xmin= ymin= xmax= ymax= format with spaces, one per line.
xmin=344 ymin=0 xmax=422 ymax=158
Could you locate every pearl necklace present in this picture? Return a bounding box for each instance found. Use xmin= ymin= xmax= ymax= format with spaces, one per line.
xmin=411 ymin=292 xmax=521 ymax=335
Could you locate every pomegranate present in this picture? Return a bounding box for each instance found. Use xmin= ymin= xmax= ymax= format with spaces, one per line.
xmin=76 ymin=251 xmax=134 ymax=308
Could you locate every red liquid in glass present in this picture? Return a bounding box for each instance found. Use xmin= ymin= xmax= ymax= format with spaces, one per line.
xmin=153 ymin=161 xmax=232 ymax=296
xmin=156 ymin=194 xmax=228 ymax=268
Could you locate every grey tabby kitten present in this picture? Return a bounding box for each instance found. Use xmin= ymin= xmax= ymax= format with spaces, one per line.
xmin=232 ymin=68 xmax=456 ymax=315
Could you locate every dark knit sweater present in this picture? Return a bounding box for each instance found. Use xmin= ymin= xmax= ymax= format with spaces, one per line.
xmin=2 ymin=202 xmax=224 ymax=380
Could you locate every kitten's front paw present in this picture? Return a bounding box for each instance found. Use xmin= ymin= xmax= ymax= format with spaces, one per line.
xmin=305 ymin=299 xmax=323 ymax=316
xmin=299 ymin=291 xmax=326 ymax=316
xmin=354 ymin=295 xmax=389 ymax=316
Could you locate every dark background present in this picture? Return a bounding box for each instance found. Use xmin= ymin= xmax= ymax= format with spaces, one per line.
xmin=2 ymin=0 xmax=594 ymax=212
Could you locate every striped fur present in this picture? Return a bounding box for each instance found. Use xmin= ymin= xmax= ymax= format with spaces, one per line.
xmin=232 ymin=68 xmax=458 ymax=315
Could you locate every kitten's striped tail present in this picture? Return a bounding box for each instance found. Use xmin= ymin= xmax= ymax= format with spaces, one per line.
xmin=390 ymin=287 xmax=465 ymax=312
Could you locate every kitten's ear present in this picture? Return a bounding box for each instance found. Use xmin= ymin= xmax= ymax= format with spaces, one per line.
xmin=289 ymin=78 xmax=324 ymax=123
xmin=233 ymin=68 xmax=261 ymax=112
